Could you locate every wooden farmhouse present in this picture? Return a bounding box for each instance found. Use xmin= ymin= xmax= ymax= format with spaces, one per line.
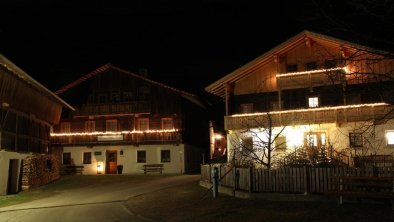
xmin=205 ymin=30 xmax=394 ymax=168
xmin=0 ymin=54 xmax=73 ymax=195
xmin=51 ymin=64 xmax=208 ymax=174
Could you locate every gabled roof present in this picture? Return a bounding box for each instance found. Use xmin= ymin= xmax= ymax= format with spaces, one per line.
xmin=205 ymin=30 xmax=389 ymax=98
xmin=55 ymin=63 xmax=205 ymax=107
xmin=0 ymin=53 xmax=75 ymax=111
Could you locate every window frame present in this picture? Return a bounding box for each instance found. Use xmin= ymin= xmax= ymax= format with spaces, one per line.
xmin=138 ymin=118 xmax=149 ymax=131
xmin=386 ymin=131 xmax=394 ymax=146
xmin=349 ymin=132 xmax=363 ymax=148
xmin=137 ymin=150 xmax=146 ymax=163
xmin=62 ymin=152 xmax=71 ymax=165
xmin=106 ymin=119 xmax=118 ymax=132
xmin=162 ymin=118 xmax=174 ymax=130
xmin=161 ymin=150 xmax=171 ymax=163
xmin=85 ymin=120 xmax=95 ymax=132
xmin=83 ymin=152 xmax=92 ymax=164
xmin=307 ymin=96 xmax=319 ymax=108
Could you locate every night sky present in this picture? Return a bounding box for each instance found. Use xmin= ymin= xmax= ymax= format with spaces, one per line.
xmin=0 ymin=0 xmax=393 ymax=95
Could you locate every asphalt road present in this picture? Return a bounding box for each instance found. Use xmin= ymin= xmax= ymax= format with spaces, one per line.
xmin=0 ymin=174 xmax=200 ymax=222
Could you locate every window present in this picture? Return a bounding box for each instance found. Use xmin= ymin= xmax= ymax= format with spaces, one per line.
xmin=137 ymin=150 xmax=146 ymax=163
xmin=286 ymin=64 xmax=298 ymax=72
xmin=106 ymin=119 xmax=117 ymax=131
xmin=138 ymin=118 xmax=149 ymax=131
xmin=349 ymin=133 xmax=363 ymax=147
xmin=306 ymin=62 xmax=317 ymax=70
xmin=305 ymin=132 xmax=326 ymax=148
xmin=123 ymin=91 xmax=133 ymax=101
xmin=63 ymin=152 xmax=71 ymax=165
xmin=162 ymin=118 xmax=174 ymax=130
xmin=83 ymin=152 xmax=92 ymax=164
xmin=111 ymin=90 xmax=120 ymax=102
xmin=240 ymin=103 xmax=254 ymax=114
xmin=386 ymin=131 xmax=394 ymax=146
xmin=85 ymin=121 xmax=95 ymax=132
xmin=98 ymin=94 xmax=107 ymax=103
xmin=240 ymin=137 xmax=253 ymax=153
xmin=324 ymin=59 xmax=337 ymax=69
xmin=60 ymin=122 xmax=71 ymax=133
xmin=161 ymin=150 xmax=171 ymax=162
xmin=308 ymin=96 xmax=319 ymax=108
xmin=275 ymin=136 xmax=287 ymax=151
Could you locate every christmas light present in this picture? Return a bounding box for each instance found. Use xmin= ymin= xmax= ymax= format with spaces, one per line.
xmin=51 ymin=129 xmax=179 ymax=137
xmin=276 ymin=67 xmax=346 ymax=78
xmin=231 ymin=103 xmax=389 ymax=117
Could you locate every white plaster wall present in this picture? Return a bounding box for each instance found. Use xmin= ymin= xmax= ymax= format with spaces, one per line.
xmin=227 ymin=120 xmax=394 ymax=163
xmin=63 ymin=144 xmax=185 ymax=175
xmin=0 ymin=150 xmax=30 ymax=196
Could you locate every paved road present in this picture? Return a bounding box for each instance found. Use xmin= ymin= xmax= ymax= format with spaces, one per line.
xmin=0 ymin=174 xmax=199 ymax=222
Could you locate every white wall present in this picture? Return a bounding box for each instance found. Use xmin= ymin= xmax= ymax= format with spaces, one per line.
xmin=227 ymin=120 xmax=394 ymax=163
xmin=0 ymin=150 xmax=30 ymax=196
xmin=63 ymin=144 xmax=186 ymax=175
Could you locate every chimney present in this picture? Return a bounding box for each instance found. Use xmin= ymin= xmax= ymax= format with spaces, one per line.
xmin=138 ymin=68 xmax=148 ymax=78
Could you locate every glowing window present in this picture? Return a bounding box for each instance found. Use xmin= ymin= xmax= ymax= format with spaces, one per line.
xmin=386 ymin=131 xmax=394 ymax=146
xmin=308 ymin=97 xmax=319 ymax=108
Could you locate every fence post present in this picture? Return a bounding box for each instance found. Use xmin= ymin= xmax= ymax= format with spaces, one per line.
xmin=249 ymin=167 xmax=253 ymax=193
xmin=303 ymin=166 xmax=308 ymax=195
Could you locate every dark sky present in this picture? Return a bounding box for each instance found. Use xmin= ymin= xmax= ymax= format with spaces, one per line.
xmin=0 ymin=0 xmax=393 ymax=94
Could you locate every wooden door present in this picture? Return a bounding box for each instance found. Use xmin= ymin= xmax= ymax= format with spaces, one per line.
xmin=106 ymin=150 xmax=117 ymax=174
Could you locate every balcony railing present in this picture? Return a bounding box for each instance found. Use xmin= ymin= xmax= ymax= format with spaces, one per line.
xmin=76 ymin=101 xmax=151 ymax=116
xmin=51 ymin=131 xmax=181 ymax=146
xmin=225 ymin=103 xmax=393 ymax=130
xmin=276 ymin=68 xmax=346 ymax=90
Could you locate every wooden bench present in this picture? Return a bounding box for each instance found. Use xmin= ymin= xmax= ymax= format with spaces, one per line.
xmin=61 ymin=165 xmax=84 ymax=175
xmin=325 ymin=176 xmax=394 ymax=209
xmin=143 ymin=164 xmax=164 ymax=174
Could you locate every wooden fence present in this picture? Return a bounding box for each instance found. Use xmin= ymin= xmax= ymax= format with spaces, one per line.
xmin=200 ymin=164 xmax=394 ymax=194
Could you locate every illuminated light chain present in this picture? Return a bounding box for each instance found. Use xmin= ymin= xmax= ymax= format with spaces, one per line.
xmin=51 ymin=129 xmax=179 ymax=137
xmin=276 ymin=67 xmax=346 ymax=78
xmin=231 ymin=103 xmax=390 ymax=117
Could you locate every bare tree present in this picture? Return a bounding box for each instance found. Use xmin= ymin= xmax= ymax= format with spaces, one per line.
xmin=228 ymin=113 xmax=288 ymax=169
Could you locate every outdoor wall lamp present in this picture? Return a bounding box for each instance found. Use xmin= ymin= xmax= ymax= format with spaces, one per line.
xmin=97 ymin=161 xmax=104 ymax=174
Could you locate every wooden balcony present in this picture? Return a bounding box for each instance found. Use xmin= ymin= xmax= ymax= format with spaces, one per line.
xmin=277 ymin=68 xmax=345 ymax=90
xmin=225 ymin=103 xmax=393 ymax=130
xmin=51 ymin=131 xmax=181 ymax=146
xmin=76 ymin=101 xmax=151 ymax=116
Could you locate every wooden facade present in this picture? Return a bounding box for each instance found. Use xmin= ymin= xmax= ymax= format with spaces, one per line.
xmin=0 ymin=54 xmax=72 ymax=195
xmin=205 ymin=30 xmax=394 ymax=164
xmin=51 ymin=64 xmax=208 ymax=174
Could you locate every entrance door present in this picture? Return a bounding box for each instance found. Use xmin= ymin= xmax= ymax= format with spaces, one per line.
xmin=106 ymin=150 xmax=117 ymax=174
xmin=7 ymin=159 xmax=19 ymax=194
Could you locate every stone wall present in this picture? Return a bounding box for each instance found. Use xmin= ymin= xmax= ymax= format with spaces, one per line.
xmin=21 ymin=154 xmax=61 ymax=190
